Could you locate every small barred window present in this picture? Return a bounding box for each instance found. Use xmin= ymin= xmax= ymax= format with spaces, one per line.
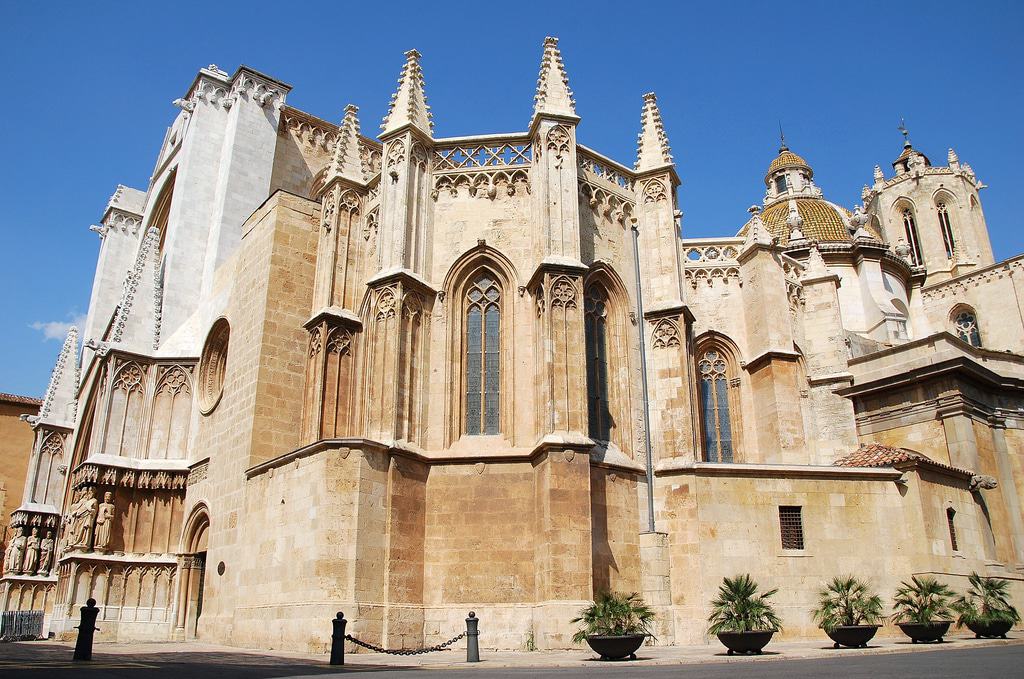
xmin=779 ymin=506 xmax=804 ymax=550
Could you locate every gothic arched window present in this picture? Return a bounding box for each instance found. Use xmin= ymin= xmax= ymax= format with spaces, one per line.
xmin=585 ymin=285 xmax=611 ymax=441
xmin=698 ymin=348 xmax=734 ymax=463
xmin=465 ymin=272 xmax=501 ymax=435
xmin=902 ymin=208 xmax=924 ymax=266
xmin=937 ymin=202 xmax=956 ymax=260
xmin=953 ymin=308 xmax=982 ymax=347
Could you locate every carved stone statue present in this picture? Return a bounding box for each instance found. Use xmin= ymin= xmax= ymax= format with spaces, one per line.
xmin=22 ymin=527 xmax=41 ymax=574
xmin=5 ymin=528 xmax=27 ymax=574
xmin=37 ymin=531 xmax=54 ymax=575
xmin=94 ymin=492 xmax=116 ymax=551
xmin=71 ymin=487 xmax=99 ymax=549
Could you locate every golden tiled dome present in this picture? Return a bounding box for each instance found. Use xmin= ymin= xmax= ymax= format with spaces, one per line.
xmin=756 ymin=198 xmax=852 ymax=244
xmin=765 ymin=149 xmax=812 ymax=183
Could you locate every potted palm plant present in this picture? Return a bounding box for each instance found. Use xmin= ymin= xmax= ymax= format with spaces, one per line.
xmin=952 ymin=571 xmax=1020 ymax=639
xmin=891 ymin=575 xmax=955 ymax=643
xmin=811 ymin=575 xmax=885 ymax=648
xmin=707 ymin=574 xmax=782 ymax=655
xmin=571 ymin=591 xmax=655 ymax=660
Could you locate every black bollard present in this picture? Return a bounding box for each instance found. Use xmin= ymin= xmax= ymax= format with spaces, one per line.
xmin=330 ymin=611 xmax=347 ymax=665
xmin=466 ymin=611 xmax=480 ymax=663
xmin=73 ymin=598 xmax=100 ymax=661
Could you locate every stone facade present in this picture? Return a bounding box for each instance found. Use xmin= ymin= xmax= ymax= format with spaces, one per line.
xmin=2 ymin=39 xmax=1023 ymax=648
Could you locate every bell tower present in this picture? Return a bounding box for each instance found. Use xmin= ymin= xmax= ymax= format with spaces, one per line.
xmin=865 ymin=123 xmax=993 ymax=283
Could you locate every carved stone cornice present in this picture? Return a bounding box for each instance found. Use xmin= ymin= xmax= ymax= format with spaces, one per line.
xmin=70 ymin=461 xmax=188 ymax=492
xmin=186 ymin=458 xmax=209 ymax=487
xmin=303 ymin=307 xmax=363 ymax=333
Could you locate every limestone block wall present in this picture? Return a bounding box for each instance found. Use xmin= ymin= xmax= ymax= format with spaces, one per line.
xmin=655 ymin=471 xmax=991 ymax=647
xmin=919 ymin=255 xmax=1024 ymax=352
xmin=186 ymin=191 xmax=319 ymax=645
xmin=422 ymin=461 xmax=537 ymax=650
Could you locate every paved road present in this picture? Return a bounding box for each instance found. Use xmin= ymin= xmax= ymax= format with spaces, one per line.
xmin=2 ymin=643 xmax=1023 ymax=678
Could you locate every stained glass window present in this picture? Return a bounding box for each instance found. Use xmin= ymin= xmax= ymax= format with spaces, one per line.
xmin=465 ymin=273 xmax=500 ymax=434
xmin=954 ymin=310 xmax=981 ymax=348
xmin=698 ymin=349 xmax=734 ymax=463
xmin=585 ymin=285 xmax=611 ymax=441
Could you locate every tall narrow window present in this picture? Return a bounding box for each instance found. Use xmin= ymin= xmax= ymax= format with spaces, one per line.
xmin=902 ymin=208 xmax=924 ymax=266
xmin=698 ymin=349 xmax=734 ymax=463
xmin=465 ymin=273 xmax=500 ymax=434
xmin=585 ymin=285 xmax=611 ymax=441
xmin=774 ymin=175 xmax=788 ymax=195
xmin=937 ymin=203 xmax=956 ymax=259
xmin=946 ymin=507 xmax=959 ymax=552
xmin=953 ymin=310 xmax=982 ymax=347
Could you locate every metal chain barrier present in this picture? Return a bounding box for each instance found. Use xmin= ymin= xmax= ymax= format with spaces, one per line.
xmin=343 ymin=630 xmax=466 ymax=655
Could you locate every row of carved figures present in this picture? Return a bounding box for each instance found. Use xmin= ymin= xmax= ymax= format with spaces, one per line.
xmin=3 ymin=527 xmax=55 ymax=576
xmin=61 ymin=487 xmax=116 ymax=554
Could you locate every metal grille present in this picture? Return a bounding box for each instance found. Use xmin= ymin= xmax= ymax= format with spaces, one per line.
xmin=947 ymin=508 xmax=959 ymax=551
xmin=779 ymin=506 xmax=804 ymax=550
xmin=0 ymin=610 xmax=44 ymax=640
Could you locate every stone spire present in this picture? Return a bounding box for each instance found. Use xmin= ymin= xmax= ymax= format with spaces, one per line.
xmin=803 ymin=243 xmax=830 ymax=279
xmin=635 ymin=92 xmax=673 ymax=172
xmin=25 ymin=326 xmax=80 ymax=428
xmin=381 ymin=49 xmax=433 ymax=137
xmin=327 ymin=104 xmax=365 ymax=184
xmin=743 ymin=205 xmax=773 ymax=249
xmin=532 ymin=36 xmax=576 ymax=123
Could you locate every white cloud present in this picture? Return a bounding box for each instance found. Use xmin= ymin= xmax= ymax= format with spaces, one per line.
xmin=30 ymin=313 xmax=88 ymax=341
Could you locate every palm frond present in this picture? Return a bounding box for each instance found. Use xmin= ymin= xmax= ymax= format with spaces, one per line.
xmin=811 ymin=575 xmax=884 ymax=632
xmin=891 ymin=575 xmax=955 ymax=624
xmin=707 ymin=574 xmax=783 ymax=634
xmin=951 ymin=571 xmax=1021 ymax=627
xmin=572 ymin=591 xmax=657 ymax=644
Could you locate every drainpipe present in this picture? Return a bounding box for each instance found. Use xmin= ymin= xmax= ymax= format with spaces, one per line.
xmin=631 ymin=219 xmax=656 ymax=533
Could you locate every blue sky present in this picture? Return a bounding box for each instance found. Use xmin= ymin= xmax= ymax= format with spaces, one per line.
xmin=1 ymin=0 xmax=1022 ymax=397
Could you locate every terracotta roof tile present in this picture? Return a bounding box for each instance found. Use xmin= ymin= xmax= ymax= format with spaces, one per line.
xmin=835 ymin=443 xmax=973 ymax=478
xmin=0 ymin=392 xmax=42 ymax=407
xmin=834 ymin=443 xmax=925 ymax=468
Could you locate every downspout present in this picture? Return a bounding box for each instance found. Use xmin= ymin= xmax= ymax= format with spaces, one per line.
xmin=632 ymin=220 xmax=657 ymax=533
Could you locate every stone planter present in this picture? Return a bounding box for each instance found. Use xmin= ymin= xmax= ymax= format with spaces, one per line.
xmin=584 ymin=634 xmax=646 ymax=660
xmin=897 ymin=621 xmax=951 ymax=643
xmin=824 ymin=624 xmax=880 ymax=648
xmin=965 ymin=619 xmax=1013 ymax=639
xmin=716 ymin=630 xmax=775 ymax=655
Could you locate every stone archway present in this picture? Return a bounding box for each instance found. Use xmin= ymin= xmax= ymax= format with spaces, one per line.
xmin=176 ymin=506 xmax=209 ymax=639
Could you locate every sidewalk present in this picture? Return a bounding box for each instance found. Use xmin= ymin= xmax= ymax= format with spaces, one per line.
xmin=4 ymin=632 xmax=1022 ymax=671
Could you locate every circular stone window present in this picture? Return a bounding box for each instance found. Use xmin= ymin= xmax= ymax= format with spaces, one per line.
xmin=198 ymin=318 xmax=230 ymax=414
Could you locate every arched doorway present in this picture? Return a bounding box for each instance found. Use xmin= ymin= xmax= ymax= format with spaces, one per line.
xmin=177 ymin=506 xmax=209 ymax=639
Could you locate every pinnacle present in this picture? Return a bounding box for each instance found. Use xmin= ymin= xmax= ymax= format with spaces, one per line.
xmin=36 ymin=325 xmax=80 ymax=426
xmin=328 ymin=104 xmax=365 ymax=184
xmin=635 ymin=92 xmax=673 ymax=172
xmin=381 ymin=49 xmax=433 ymax=137
xmin=532 ymin=36 xmax=577 ymax=122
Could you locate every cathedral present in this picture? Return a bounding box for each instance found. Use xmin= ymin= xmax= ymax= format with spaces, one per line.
xmin=2 ymin=37 xmax=1023 ymax=651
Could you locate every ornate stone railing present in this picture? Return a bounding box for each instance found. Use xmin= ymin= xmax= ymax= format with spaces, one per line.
xmin=433 ymin=136 xmax=532 ymax=172
xmin=682 ymin=238 xmax=742 ymax=265
xmin=431 ymin=135 xmax=532 ymax=199
xmin=681 ymin=238 xmax=742 ymax=289
xmin=577 ymin=146 xmax=634 ymax=193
